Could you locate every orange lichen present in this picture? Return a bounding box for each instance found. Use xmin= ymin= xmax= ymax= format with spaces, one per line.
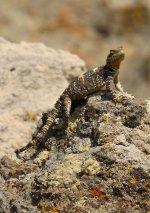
xmin=143 ymin=180 xmax=150 ymax=186
xmin=52 ymin=206 xmax=58 ymax=213
xmin=88 ymin=187 xmax=107 ymax=199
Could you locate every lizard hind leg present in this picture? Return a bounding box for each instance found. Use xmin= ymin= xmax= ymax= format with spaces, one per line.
xmin=35 ymin=107 xmax=61 ymax=143
xmin=15 ymin=109 xmax=58 ymax=155
xmin=16 ymin=99 xmax=62 ymax=155
xmin=62 ymin=95 xmax=72 ymax=129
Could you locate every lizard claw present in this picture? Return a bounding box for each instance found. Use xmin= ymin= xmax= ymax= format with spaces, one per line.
xmin=113 ymin=93 xmax=134 ymax=104
xmin=110 ymin=92 xmax=118 ymax=104
xmin=111 ymin=92 xmax=127 ymax=104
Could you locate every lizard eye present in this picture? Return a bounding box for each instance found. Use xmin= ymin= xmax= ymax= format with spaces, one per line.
xmin=110 ymin=50 xmax=117 ymax=54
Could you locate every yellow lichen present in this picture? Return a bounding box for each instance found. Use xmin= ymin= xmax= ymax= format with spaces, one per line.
xmin=120 ymin=202 xmax=126 ymax=209
xmin=101 ymin=114 xmax=111 ymax=122
xmin=23 ymin=112 xmax=38 ymax=121
xmin=129 ymin=177 xmax=137 ymax=185
xmin=128 ymin=167 xmax=133 ymax=173
xmin=82 ymin=157 xmax=100 ymax=175
xmin=52 ymin=206 xmax=58 ymax=213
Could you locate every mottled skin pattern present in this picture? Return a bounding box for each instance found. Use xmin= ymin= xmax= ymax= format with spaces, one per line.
xmin=16 ymin=47 xmax=125 ymax=154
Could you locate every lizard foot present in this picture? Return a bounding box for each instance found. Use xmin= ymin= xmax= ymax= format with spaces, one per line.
xmin=111 ymin=92 xmax=135 ymax=104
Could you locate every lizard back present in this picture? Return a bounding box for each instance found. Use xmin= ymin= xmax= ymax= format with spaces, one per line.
xmin=65 ymin=66 xmax=105 ymax=101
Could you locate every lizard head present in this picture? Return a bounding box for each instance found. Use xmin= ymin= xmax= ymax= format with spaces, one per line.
xmin=106 ymin=46 xmax=125 ymax=70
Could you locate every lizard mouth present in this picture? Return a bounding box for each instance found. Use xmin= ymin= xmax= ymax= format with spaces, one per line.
xmin=118 ymin=48 xmax=125 ymax=60
xmin=113 ymin=51 xmax=125 ymax=62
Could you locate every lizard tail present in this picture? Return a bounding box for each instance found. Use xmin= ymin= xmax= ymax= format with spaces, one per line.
xmin=16 ymin=98 xmax=62 ymax=155
xmin=15 ymin=139 xmax=36 ymax=155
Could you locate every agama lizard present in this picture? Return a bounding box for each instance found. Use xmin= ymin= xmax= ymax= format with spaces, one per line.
xmin=16 ymin=46 xmax=125 ymax=154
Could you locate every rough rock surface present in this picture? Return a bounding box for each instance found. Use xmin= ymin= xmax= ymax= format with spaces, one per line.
xmin=0 ymin=38 xmax=85 ymax=158
xmin=0 ymin=92 xmax=149 ymax=213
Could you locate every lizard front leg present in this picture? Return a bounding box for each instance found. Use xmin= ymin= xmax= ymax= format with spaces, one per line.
xmin=114 ymin=74 xmax=124 ymax=92
xmin=106 ymin=76 xmax=128 ymax=103
xmin=106 ymin=76 xmax=118 ymax=102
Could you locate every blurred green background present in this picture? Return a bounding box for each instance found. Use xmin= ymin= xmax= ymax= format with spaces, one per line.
xmin=0 ymin=0 xmax=149 ymax=98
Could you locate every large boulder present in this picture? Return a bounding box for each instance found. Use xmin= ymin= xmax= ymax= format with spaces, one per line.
xmin=0 ymin=38 xmax=85 ymax=157
xmin=0 ymin=91 xmax=149 ymax=213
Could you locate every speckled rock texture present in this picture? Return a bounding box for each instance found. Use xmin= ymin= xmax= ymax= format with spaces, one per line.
xmin=0 ymin=37 xmax=85 ymax=158
xmin=0 ymin=92 xmax=149 ymax=213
